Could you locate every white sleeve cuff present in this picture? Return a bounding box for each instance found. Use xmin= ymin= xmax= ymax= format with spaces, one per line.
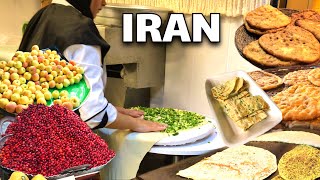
xmin=85 ymin=103 xmax=117 ymax=129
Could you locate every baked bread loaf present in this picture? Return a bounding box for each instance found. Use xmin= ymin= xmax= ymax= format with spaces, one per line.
xmin=283 ymin=69 xmax=312 ymax=86
xmin=245 ymin=4 xmax=291 ymax=30
xmin=308 ymin=68 xmax=320 ymax=86
xmin=243 ymin=41 xmax=298 ymax=67
xmin=290 ymin=9 xmax=320 ymax=25
xmin=272 ymin=85 xmax=320 ymax=121
xmin=259 ymin=26 xmax=320 ymax=63
xmin=296 ymin=19 xmax=320 ymax=41
xmin=248 ymin=70 xmax=283 ymax=90
xmin=244 ymin=17 xmax=285 ymax=35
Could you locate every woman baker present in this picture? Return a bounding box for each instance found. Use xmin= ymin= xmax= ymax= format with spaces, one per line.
xmin=19 ymin=0 xmax=167 ymax=132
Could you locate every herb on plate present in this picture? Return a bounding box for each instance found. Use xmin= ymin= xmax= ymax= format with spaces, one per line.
xmin=133 ymin=107 xmax=205 ymax=135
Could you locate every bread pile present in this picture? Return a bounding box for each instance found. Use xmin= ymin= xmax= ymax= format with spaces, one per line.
xmin=271 ymin=68 xmax=320 ymax=122
xmin=247 ymin=67 xmax=320 ymax=129
xmin=244 ymin=5 xmax=291 ymax=35
xmin=243 ymin=5 xmax=320 ymax=67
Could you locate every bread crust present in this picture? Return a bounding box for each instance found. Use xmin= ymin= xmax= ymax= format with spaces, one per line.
xmin=245 ymin=5 xmax=291 ymax=30
xmin=259 ymin=26 xmax=320 ymax=63
xmin=272 ymin=85 xmax=320 ymax=121
xmin=296 ymin=19 xmax=320 ymax=41
xmin=243 ymin=41 xmax=298 ymax=67
xmin=248 ymin=70 xmax=283 ymax=90
xmin=283 ymin=69 xmax=312 ymax=86
xmin=308 ymin=68 xmax=320 ymax=86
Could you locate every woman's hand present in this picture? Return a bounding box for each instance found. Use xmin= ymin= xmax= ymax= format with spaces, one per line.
xmin=106 ymin=111 xmax=167 ymax=133
xmin=131 ymin=118 xmax=167 ymax=133
xmin=116 ymin=106 xmax=144 ymax=118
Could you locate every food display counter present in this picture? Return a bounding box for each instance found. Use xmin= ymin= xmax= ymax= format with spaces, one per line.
xmin=142 ymin=4 xmax=320 ymax=180
xmin=136 ymin=128 xmax=320 ymax=180
xmin=1 ymin=1 xmax=320 ymax=180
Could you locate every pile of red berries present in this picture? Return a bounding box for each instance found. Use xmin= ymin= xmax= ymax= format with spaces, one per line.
xmin=0 ymin=104 xmax=115 ymax=177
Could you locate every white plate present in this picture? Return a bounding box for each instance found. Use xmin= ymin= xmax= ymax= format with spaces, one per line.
xmin=155 ymin=117 xmax=216 ymax=146
xmin=205 ymin=70 xmax=282 ymax=147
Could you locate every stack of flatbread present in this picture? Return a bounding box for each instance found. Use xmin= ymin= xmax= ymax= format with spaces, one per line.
xmin=243 ymin=6 xmax=320 ymax=67
xmin=244 ymin=5 xmax=291 ymax=36
xmin=292 ymin=10 xmax=320 ymax=44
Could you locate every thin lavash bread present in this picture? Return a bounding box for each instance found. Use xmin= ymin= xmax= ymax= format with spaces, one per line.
xmin=177 ymin=145 xmax=277 ymax=180
xmin=245 ymin=4 xmax=291 ymax=30
xmin=258 ymin=26 xmax=320 ymax=63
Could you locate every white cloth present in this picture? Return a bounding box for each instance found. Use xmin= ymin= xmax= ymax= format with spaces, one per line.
xmin=97 ymin=128 xmax=168 ymax=180
xmin=63 ymin=44 xmax=117 ymax=129
xmin=105 ymin=0 xmax=271 ymax=17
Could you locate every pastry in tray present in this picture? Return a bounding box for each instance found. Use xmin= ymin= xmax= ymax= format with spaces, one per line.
xmin=259 ymin=26 xmax=320 ymax=63
xmin=247 ymin=70 xmax=283 ymax=90
xmin=243 ymin=41 xmax=298 ymax=67
xmin=211 ymin=77 xmax=270 ymax=130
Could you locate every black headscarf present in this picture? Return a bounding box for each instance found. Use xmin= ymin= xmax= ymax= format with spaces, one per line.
xmin=66 ymin=0 xmax=93 ymax=19
xmin=18 ymin=1 xmax=110 ymax=61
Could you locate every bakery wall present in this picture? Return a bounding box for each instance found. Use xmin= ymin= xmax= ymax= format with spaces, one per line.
xmin=0 ymin=0 xmax=39 ymax=46
xmin=150 ymin=15 xmax=259 ymax=118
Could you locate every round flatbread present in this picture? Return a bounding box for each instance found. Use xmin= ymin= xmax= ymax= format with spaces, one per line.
xmin=296 ymin=19 xmax=320 ymax=41
xmin=177 ymin=145 xmax=277 ymax=180
xmin=259 ymin=26 xmax=320 ymax=63
xmin=245 ymin=5 xmax=291 ymax=30
xmin=278 ymin=145 xmax=320 ymax=180
xmin=290 ymin=9 xmax=320 ymax=25
xmin=244 ymin=18 xmax=285 ymax=36
xmin=248 ymin=70 xmax=283 ymax=90
xmin=308 ymin=68 xmax=320 ymax=86
xmin=243 ymin=41 xmax=298 ymax=67
xmin=283 ymin=69 xmax=313 ymax=86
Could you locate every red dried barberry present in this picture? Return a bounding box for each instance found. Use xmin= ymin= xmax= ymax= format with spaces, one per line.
xmin=0 ymin=104 xmax=115 ymax=177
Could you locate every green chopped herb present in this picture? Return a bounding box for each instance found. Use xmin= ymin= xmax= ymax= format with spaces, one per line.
xmin=132 ymin=107 xmax=205 ymax=135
